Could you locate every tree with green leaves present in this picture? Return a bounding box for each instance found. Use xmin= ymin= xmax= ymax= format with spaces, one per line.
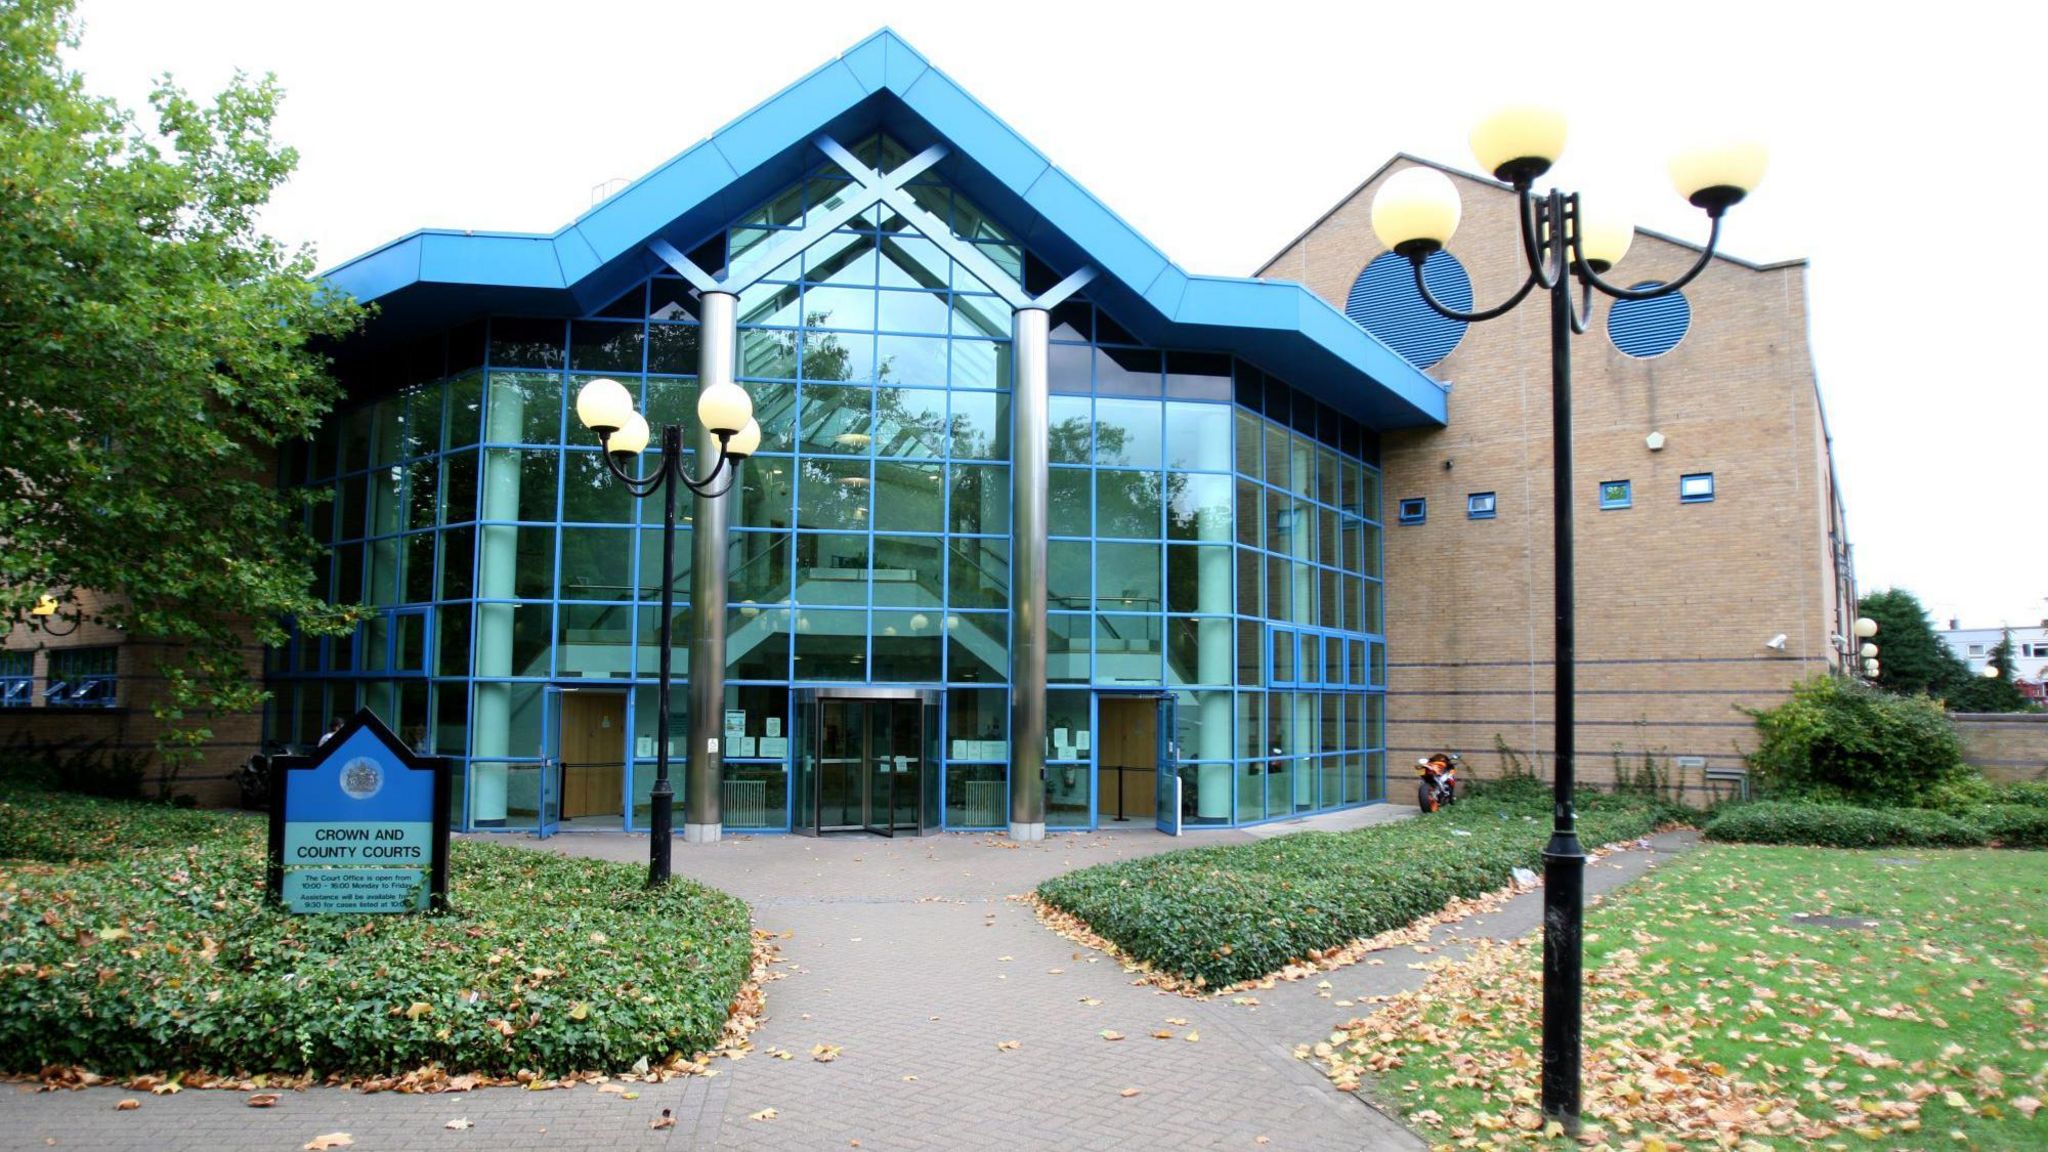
xmin=1857 ymin=588 xmax=1969 ymax=698
xmin=1946 ymin=630 xmax=2036 ymax=714
xmin=0 ymin=0 xmax=362 ymax=789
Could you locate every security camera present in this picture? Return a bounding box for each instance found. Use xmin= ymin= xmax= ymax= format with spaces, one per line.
xmin=1765 ymin=634 xmax=1788 ymax=651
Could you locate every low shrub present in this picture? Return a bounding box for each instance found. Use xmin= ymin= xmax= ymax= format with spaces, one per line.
xmin=1989 ymin=781 xmax=2048 ymax=809
xmin=0 ymin=788 xmax=753 ymax=1079
xmin=1703 ymin=802 xmax=1986 ymax=849
xmin=1967 ymin=803 xmax=2048 ymax=848
xmin=1036 ymin=791 xmax=1678 ymax=989
xmin=1746 ymin=675 xmax=1969 ymax=807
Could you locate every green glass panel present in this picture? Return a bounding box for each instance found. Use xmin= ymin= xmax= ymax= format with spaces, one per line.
xmin=1047 ymin=540 xmax=1089 ymax=611
xmin=873 ymin=462 xmax=944 ymax=533
xmin=748 ymin=382 xmax=796 ymax=452
xmin=796 ymin=458 xmax=871 ymax=530
xmin=800 ymin=384 xmax=874 ymax=455
xmin=950 ymin=339 xmax=1010 ymax=391
xmin=1092 ymin=398 xmax=1162 ymax=468
xmin=1235 ymin=410 xmax=1261 ymax=477
xmin=872 ymin=611 xmax=942 ymax=682
xmin=949 ymin=463 xmax=1009 ymax=535
xmin=738 ymin=457 xmax=795 ymax=530
xmin=515 ymin=450 xmax=558 ymax=523
xmin=794 ymin=535 xmax=868 ymax=605
xmin=371 ymin=401 xmax=404 ymax=468
xmin=569 ymin=321 xmax=645 ymax=373
xmin=557 ymin=604 xmax=633 ymax=680
xmin=876 ymin=334 xmax=948 ymax=387
xmin=513 ymin=527 xmax=555 ymax=599
xmin=632 ymin=524 xmax=689 ymax=603
xmin=406 ymin=385 xmax=445 ymax=458
xmin=404 ymin=533 xmax=436 ymax=604
xmin=801 ymin=329 xmax=871 ymax=382
xmin=728 ymin=531 xmax=791 ymax=606
xmin=1095 ymin=469 xmax=1162 ymax=539
xmin=559 ymin=527 xmax=633 ymax=600
xmin=877 ymin=231 xmax=950 ymax=291
xmin=948 ymin=540 xmax=1008 ymax=609
xmin=404 ymin=457 xmax=439 ymax=532
xmin=1048 ymin=396 xmax=1091 ymax=464
xmin=1168 ymin=473 xmax=1231 ymax=542
xmin=875 ymin=287 xmax=949 ymax=335
xmin=1048 ymin=467 xmax=1090 ymax=536
xmin=1237 ymin=619 xmax=1263 ymax=687
xmin=1046 ymin=614 xmax=1088 ymax=684
xmin=871 ymin=535 xmax=943 ymax=608
xmin=633 ymin=606 xmax=691 ymax=677
xmin=1263 ymin=423 xmax=1289 ymax=489
xmin=804 ymin=285 xmax=876 ymax=332
xmin=728 ymin=607 xmax=790 ymax=681
xmin=949 ymin=391 xmax=1009 ymax=459
xmin=875 ymin=388 xmax=948 ymax=459
xmin=1095 ymin=542 xmax=1161 ymax=612
xmin=950 ymin=294 xmax=1007 ymax=339
xmin=560 ymin=450 xmax=635 ymax=524
xmin=485 ymin=371 xmax=563 ymax=445
xmin=511 ymin=604 xmax=554 ymax=677
xmin=440 ymin=528 xmax=474 ymax=601
xmin=646 ymin=323 xmax=699 ymax=375
xmin=1166 ymin=403 xmax=1231 ymax=472
xmin=740 ymin=280 xmax=802 ymax=328
xmin=641 ymin=376 xmax=698 ymax=433
xmin=447 ymin=373 xmax=484 ymax=449
xmin=792 ymin=609 xmax=866 ymax=681
xmin=803 ymin=231 xmax=876 ymax=287
xmin=1167 ymin=544 xmax=1231 ymax=614
xmin=738 ymin=328 xmax=798 ymax=379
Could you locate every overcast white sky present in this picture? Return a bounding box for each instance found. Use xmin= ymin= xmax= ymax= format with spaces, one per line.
xmin=67 ymin=0 xmax=2048 ymax=629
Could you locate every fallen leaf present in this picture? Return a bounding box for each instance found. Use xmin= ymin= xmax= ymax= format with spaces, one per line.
xmin=996 ymin=1040 xmax=1020 ymax=1051
xmin=1099 ymin=1030 xmax=1125 ymax=1041
xmin=749 ymin=1108 xmax=778 ymax=1121
xmin=1120 ymin=1088 xmax=1141 ymax=1098
xmin=247 ymin=1094 xmax=281 ymax=1108
xmin=811 ymin=1044 xmax=842 ymax=1063
xmin=568 ymin=1002 xmax=590 ymax=1021
xmin=651 ymin=1109 xmax=675 ymax=1130
xmin=1185 ymin=1031 xmax=1200 ymax=1042
xmin=444 ymin=1119 xmax=472 ymax=1130
xmin=150 ymin=1082 xmax=181 ymax=1096
xmin=303 ymin=1135 xmax=354 ymax=1151
xmin=114 ymin=1099 xmax=140 ymax=1111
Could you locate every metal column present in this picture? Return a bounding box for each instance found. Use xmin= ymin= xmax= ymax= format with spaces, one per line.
xmin=684 ymin=290 xmax=738 ymax=844
xmin=1008 ymin=307 xmax=1049 ymax=840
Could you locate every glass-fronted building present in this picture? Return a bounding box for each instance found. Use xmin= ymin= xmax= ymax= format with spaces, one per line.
xmin=287 ymin=31 xmax=1447 ymax=838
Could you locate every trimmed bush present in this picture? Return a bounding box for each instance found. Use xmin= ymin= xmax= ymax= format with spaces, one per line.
xmin=1036 ymin=792 xmax=1676 ymax=989
xmin=1989 ymin=781 xmax=2048 ymax=809
xmin=1967 ymin=804 xmax=2048 ymax=848
xmin=1746 ymin=675 xmax=1968 ymax=807
xmin=1703 ymin=802 xmax=1986 ymax=849
xmin=0 ymin=787 xmax=753 ymax=1078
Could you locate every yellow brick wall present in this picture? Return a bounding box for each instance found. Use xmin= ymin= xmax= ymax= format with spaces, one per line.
xmin=1262 ymin=158 xmax=1848 ymax=799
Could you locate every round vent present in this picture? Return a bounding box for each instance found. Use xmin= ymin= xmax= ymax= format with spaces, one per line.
xmin=1346 ymin=250 xmax=1471 ymax=369
xmin=1607 ymin=282 xmax=1691 ymax=358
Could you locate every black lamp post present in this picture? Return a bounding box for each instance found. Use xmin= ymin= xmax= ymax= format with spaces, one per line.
xmin=1370 ymin=108 xmax=1766 ymax=1129
xmin=573 ymin=376 xmax=758 ymax=887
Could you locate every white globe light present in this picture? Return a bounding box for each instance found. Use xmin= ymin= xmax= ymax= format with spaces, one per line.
xmin=575 ymin=377 xmax=635 ymax=432
xmin=1859 ymin=643 xmax=1877 ymax=659
xmin=608 ymin=412 xmax=650 ymax=456
xmin=1370 ymin=166 xmax=1462 ymax=253
xmin=945 ymin=614 xmax=961 ymax=630
xmin=1575 ymin=200 xmax=1634 ymax=271
xmin=1668 ymin=137 xmax=1768 ymax=211
xmin=726 ymin=419 xmax=762 ymax=459
xmin=697 ymin=380 xmax=753 ymax=436
xmin=1983 ymin=664 xmax=2001 ymax=679
xmin=1864 ymin=660 xmax=1880 ymax=676
xmin=910 ymin=613 xmax=930 ymax=631
xmin=1853 ymin=617 xmax=1879 ymax=639
xmin=1469 ymin=105 xmax=1566 ymax=183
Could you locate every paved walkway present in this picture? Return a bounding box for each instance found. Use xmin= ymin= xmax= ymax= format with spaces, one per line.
xmin=3 ymin=812 xmax=1695 ymax=1152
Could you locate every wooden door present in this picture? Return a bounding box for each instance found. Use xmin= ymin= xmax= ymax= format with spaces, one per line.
xmin=560 ymin=692 xmax=626 ymax=818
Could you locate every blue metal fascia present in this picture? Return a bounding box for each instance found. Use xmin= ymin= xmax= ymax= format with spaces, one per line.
xmin=319 ymin=28 xmax=1447 ymax=429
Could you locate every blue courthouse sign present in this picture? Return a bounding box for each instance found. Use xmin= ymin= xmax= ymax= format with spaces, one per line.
xmin=267 ymin=710 xmax=451 ymax=914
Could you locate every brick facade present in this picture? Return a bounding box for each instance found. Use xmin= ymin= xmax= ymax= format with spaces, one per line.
xmin=1260 ymin=156 xmax=1855 ymax=798
xmin=2 ymin=587 xmax=261 ymax=805
xmin=1955 ymin=713 xmax=2048 ymax=784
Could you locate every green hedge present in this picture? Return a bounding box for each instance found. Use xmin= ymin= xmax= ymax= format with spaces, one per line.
xmin=1969 ymin=804 xmax=2048 ymax=848
xmin=1989 ymin=781 xmax=2048 ymax=809
xmin=1703 ymin=802 xmax=1986 ymax=848
xmin=1746 ymin=675 xmax=1969 ymax=806
xmin=0 ymin=789 xmax=753 ymax=1078
xmin=1035 ymin=793 xmax=1674 ymax=989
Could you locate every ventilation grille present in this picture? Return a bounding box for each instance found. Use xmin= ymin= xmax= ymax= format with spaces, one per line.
xmin=1607 ymin=282 xmax=1691 ymax=358
xmin=1345 ymin=251 xmax=1472 ymax=369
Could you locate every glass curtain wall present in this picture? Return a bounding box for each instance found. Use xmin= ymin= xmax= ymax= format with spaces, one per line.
xmin=274 ymin=134 xmax=1387 ymax=832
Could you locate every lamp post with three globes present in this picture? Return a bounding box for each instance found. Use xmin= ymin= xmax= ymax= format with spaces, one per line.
xmin=573 ymin=375 xmax=759 ymax=887
xmin=1370 ymin=109 xmax=1768 ymax=1129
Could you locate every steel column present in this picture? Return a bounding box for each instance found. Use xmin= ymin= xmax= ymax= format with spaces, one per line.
xmin=1008 ymin=307 xmax=1049 ymax=841
xmin=684 ymin=290 xmax=738 ymax=844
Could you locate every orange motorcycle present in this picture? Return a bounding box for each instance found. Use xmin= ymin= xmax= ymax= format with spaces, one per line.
xmin=1415 ymin=752 xmax=1460 ymax=812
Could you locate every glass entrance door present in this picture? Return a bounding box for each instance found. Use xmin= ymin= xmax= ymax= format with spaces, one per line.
xmin=814 ymin=697 xmax=922 ymax=836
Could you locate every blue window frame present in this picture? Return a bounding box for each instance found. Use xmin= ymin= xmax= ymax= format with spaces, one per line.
xmin=1599 ymin=480 xmax=1632 ymax=510
xmin=1397 ymin=497 xmax=1426 ymax=525
xmin=1466 ymin=492 xmax=1496 ymax=520
xmin=45 ymin=647 xmax=117 ymax=708
xmin=0 ymin=651 xmax=30 ymax=708
xmin=1679 ymin=473 xmax=1716 ymax=504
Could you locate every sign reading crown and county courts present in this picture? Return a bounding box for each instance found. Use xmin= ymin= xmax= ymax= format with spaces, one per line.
xmin=267 ymin=710 xmax=451 ymax=914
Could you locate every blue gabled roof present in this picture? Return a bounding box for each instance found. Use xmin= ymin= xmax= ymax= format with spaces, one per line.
xmin=320 ymin=29 xmax=1447 ymax=430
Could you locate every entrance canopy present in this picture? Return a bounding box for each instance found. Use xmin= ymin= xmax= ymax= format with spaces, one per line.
xmin=319 ymin=29 xmax=1447 ymax=431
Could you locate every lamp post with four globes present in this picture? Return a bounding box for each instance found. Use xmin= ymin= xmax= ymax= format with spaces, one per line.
xmin=1370 ymin=109 xmax=1767 ymax=1129
xmin=573 ymin=375 xmax=759 ymax=887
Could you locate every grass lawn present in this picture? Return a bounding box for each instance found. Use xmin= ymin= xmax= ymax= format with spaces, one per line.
xmin=1036 ymin=783 xmax=1680 ymax=989
xmin=1322 ymin=844 xmax=2048 ymax=1150
xmin=0 ymin=784 xmax=754 ymax=1082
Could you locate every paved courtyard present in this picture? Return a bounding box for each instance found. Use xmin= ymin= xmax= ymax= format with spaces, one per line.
xmin=2 ymin=810 xmax=1694 ymax=1152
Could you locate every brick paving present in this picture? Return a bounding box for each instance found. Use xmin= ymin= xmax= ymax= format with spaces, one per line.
xmin=2 ymin=811 xmax=1692 ymax=1152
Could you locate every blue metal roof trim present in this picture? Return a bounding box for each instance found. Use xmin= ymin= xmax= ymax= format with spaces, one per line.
xmin=318 ymin=28 xmax=1447 ymax=429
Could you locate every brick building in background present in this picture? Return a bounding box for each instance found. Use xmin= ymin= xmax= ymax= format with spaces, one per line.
xmin=1259 ymin=155 xmax=1855 ymax=795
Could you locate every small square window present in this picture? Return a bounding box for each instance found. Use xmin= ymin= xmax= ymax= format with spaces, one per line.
xmin=1466 ymin=492 xmax=1496 ymax=520
xmin=1397 ymin=498 xmax=1426 ymax=525
xmin=1679 ymin=473 xmax=1715 ymax=503
xmin=1599 ymin=480 xmax=1632 ymax=510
